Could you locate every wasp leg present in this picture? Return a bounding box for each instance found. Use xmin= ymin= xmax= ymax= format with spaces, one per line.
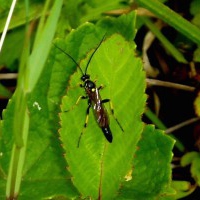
xmin=101 ymin=99 xmax=124 ymax=132
xmin=101 ymin=99 xmax=109 ymax=103
xmin=98 ymin=84 xmax=105 ymax=91
xmin=75 ymin=95 xmax=87 ymax=105
xmin=64 ymin=95 xmax=87 ymax=112
xmin=77 ymin=100 xmax=91 ymax=147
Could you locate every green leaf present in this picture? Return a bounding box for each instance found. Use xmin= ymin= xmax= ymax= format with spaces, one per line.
xmin=191 ymin=13 xmax=200 ymax=29
xmin=65 ymin=0 xmax=130 ymax=28
xmin=0 ymin=27 xmax=24 ymax=70
xmin=96 ymin=11 xmax=137 ymax=41
xmin=0 ymin=34 xmax=79 ymax=200
xmin=52 ymin=11 xmax=137 ymax=106
xmin=181 ymin=151 xmax=199 ymax=167
xmin=190 ymin=0 xmax=200 ymax=16
xmin=0 ymin=2 xmax=43 ymax=32
xmin=194 ymin=46 xmax=200 ymax=62
xmin=0 ymin=1 xmax=77 ymax=199
xmin=1 ymin=11 xmax=140 ymax=199
xmin=117 ymin=125 xmax=175 ymax=200
xmin=171 ymin=181 xmax=196 ymax=199
xmin=0 ymin=83 xmax=12 ymax=98
xmin=181 ymin=152 xmax=200 ymax=186
xmin=0 ymin=0 xmax=12 ymax=12
xmin=60 ymin=34 xmax=146 ymax=199
xmin=80 ymin=0 xmax=130 ymax=23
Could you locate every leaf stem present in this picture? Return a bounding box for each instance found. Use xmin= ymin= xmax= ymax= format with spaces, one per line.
xmin=6 ymin=107 xmax=29 ymax=199
xmin=146 ymin=78 xmax=195 ymax=92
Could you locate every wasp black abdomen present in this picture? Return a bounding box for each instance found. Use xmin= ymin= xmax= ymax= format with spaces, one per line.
xmin=102 ymin=126 xmax=112 ymax=143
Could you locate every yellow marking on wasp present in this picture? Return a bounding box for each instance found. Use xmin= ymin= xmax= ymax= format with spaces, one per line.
xmin=85 ymin=114 xmax=89 ymax=127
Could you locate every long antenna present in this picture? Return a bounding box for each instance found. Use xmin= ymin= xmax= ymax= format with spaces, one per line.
xmin=84 ymin=34 xmax=106 ymax=75
xmin=53 ymin=43 xmax=84 ymax=75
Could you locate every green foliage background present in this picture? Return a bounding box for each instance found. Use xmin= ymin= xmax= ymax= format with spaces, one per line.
xmin=2 ymin=0 xmax=198 ymax=199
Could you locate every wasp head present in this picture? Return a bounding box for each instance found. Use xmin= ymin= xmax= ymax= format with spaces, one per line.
xmin=81 ymin=75 xmax=96 ymax=91
xmin=81 ymin=74 xmax=90 ymax=82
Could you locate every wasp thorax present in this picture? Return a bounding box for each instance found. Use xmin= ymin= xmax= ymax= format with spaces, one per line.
xmin=85 ymin=80 xmax=96 ymax=89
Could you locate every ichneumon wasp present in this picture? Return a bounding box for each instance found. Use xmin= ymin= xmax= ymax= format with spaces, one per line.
xmin=55 ymin=35 xmax=124 ymax=147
